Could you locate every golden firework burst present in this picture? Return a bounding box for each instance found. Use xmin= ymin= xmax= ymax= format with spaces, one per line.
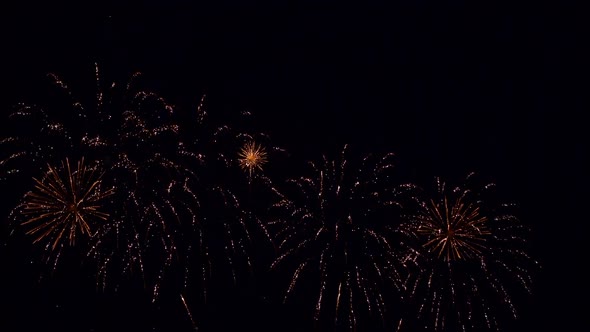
xmin=417 ymin=196 xmax=491 ymax=261
xmin=20 ymin=158 xmax=114 ymax=250
xmin=238 ymin=141 xmax=268 ymax=178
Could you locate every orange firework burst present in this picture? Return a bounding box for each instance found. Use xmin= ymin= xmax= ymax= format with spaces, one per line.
xmin=238 ymin=141 xmax=267 ymax=178
xmin=398 ymin=174 xmax=537 ymax=332
xmin=19 ymin=158 xmax=114 ymax=250
xmin=417 ymin=196 xmax=491 ymax=261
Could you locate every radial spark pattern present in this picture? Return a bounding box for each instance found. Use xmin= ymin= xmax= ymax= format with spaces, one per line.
xmin=18 ymin=158 xmax=113 ymax=251
xmin=398 ymin=173 xmax=537 ymax=332
xmin=238 ymin=141 xmax=268 ymax=179
xmin=416 ymin=195 xmax=490 ymax=261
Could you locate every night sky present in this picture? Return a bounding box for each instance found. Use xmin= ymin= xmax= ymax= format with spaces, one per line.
xmin=1 ymin=1 xmax=587 ymax=331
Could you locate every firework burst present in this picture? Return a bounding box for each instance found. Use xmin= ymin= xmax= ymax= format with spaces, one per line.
xmin=17 ymin=158 xmax=113 ymax=251
xmin=0 ymin=65 xmax=199 ymax=297
xmin=171 ymin=97 xmax=280 ymax=300
xmin=417 ymin=195 xmax=490 ymax=262
xmin=1 ymin=67 xmax=279 ymax=307
xmin=397 ymin=173 xmax=537 ymax=332
xmin=238 ymin=141 xmax=268 ymax=180
xmin=269 ymin=145 xmax=415 ymax=331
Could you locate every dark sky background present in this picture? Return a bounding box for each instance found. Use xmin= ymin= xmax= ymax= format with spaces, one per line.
xmin=1 ymin=0 xmax=587 ymax=331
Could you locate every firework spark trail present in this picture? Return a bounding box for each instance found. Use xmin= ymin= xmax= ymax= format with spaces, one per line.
xmin=180 ymin=294 xmax=198 ymax=331
xmin=270 ymin=145 xmax=415 ymax=330
xmin=397 ymin=173 xmax=538 ymax=331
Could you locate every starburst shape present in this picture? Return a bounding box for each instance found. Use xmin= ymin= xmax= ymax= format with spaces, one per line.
xmin=238 ymin=141 xmax=268 ymax=178
xmin=418 ymin=196 xmax=490 ymax=261
xmin=397 ymin=174 xmax=537 ymax=331
xmin=19 ymin=158 xmax=114 ymax=250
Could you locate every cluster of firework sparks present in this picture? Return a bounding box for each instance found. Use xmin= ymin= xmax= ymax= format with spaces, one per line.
xmin=0 ymin=66 xmax=537 ymax=332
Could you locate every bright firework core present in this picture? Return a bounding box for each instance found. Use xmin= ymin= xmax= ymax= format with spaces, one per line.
xmin=238 ymin=141 xmax=268 ymax=178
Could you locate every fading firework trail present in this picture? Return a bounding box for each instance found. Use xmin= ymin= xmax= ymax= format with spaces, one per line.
xmin=269 ymin=144 xmax=416 ymax=331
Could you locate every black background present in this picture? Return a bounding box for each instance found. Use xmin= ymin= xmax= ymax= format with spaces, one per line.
xmin=1 ymin=0 xmax=587 ymax=331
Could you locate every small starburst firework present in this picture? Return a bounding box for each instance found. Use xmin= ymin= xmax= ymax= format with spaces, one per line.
xmin=18 ymin=158 xmax=113 ymax=251
xmin=238 ymin=141 xmax=268 ymax=179
xmin=269 ymin=145 xmax=415 ymax=331
xmin=398 ymin=173 xmax=537 ymax=332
